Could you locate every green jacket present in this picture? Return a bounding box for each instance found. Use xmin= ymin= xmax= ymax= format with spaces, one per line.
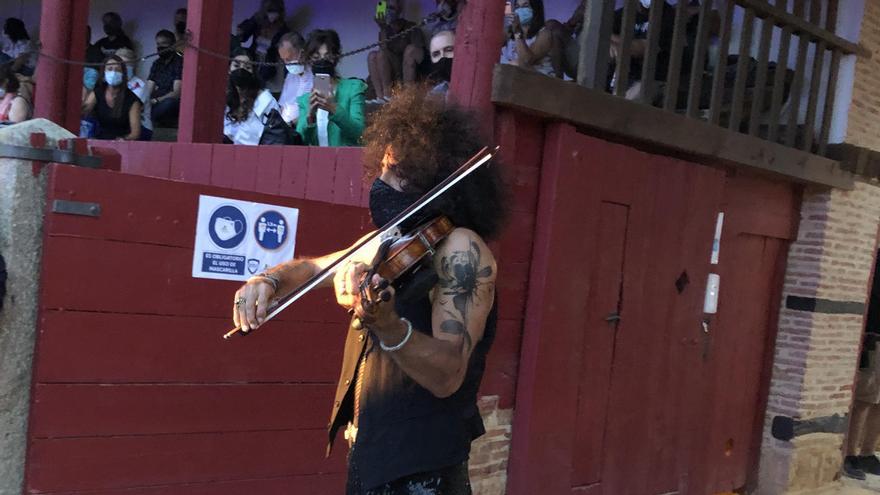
xmin=296 ymin=78 xmax=367 ymax=147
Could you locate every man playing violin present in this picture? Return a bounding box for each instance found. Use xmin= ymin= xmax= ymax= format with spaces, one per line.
xmin=231 ymin=85 xmax=507 ymax=495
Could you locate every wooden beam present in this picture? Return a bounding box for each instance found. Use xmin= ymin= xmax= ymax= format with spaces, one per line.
xmin=686 ymin=0 xmax=714 ymax=118
xmin=613 ymin=0 xmax=638 ymax=98
xmin=177 ymin=0 xmax=233 ymax=144
xmin=734 ymin=0 xmax=869 ymax=57
xmin=638 ymin=0 xmax=665 ymax=102
xmin=663 ymin=0 xmax=689 ymax=111
xmin=729 ymin=8 xmax=756 ymax=131
xmin=34 ymin=0 xmax=89 ymax=133
xmin=576 ymin=0 xmax=613 ymax=90
xmin=449 ymin=0 xmax=506 ymax=139
xmin=491 ymin=64 xmax=853 ymax=189
xmin=709 ymin=0 xmax=735 ymax=125
xmin=748 ymin=16 xmax=774 ymax=136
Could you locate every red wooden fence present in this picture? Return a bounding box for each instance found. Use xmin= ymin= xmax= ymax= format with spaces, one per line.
xmin=25 ymin=164 xmax=375 ymax=493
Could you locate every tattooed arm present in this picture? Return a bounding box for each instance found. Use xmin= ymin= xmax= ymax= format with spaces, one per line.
xmin=363 ymin=228 xmax=497 ymax=398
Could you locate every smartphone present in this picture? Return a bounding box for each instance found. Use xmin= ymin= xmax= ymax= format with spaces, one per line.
xmin=376 ymin=1 xmax=387 ymax=19
xmin=314 ymin=74 xmax=332 ymax=97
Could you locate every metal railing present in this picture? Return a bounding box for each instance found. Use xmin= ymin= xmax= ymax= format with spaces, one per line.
xmin=575 ymin=0 xmax=865 ymax=156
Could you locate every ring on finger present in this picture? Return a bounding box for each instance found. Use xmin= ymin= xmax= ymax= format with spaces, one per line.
xmin=235 ymin=296 xmax=246 ymax=306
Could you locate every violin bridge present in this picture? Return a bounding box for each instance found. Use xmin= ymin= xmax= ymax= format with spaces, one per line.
xmin=417 ymin=232 xmax=435 ymax=256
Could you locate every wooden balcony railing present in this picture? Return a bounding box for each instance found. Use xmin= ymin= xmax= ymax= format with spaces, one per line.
xmin=576 ymin=0 xmax=867 ymax=156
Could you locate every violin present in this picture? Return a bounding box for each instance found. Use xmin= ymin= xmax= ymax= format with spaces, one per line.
xmin=349 ymin=215 xmax=454 ymax=328
xmin=222 ymin=145 xmax=498 ymax=340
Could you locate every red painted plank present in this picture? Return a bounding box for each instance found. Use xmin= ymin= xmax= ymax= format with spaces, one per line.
xmin=570 ymin=200 xmax=628 ymax=488
xmin=499 ymin=213 xmax=536 ymax=265
xmin=34 ymin=311 xmax=345 ymax=383
xmin=503 ymin=165 xmax=541 ymax=214
xmin=304 ymin=146 xmax=337 ymax=202
xmin=332 ymin=147 xmax=364 ymax=206
xmin=30 ymin=384 xmax=334 ymax=438
xmin=26 ymin=429 xmax=346 ymax=492
xmin=44 ymin=165 xmax=371 ymax=250
xmin=170 ymin=143 xmax=213 ymax=184
xmin=255 ymin=146 xmax=284 ymax=195
xmin=279 ymin=146 xmax=310 ymax=198
xmin=39 ymin=236 xmax=348 ymax=321
xmin=209 ymin=144 xmax=241 ymax=189
xmin=507 ymin=124 xmax=599 ymax=495
xmin=25 ymin=474 xmax=346 ymax=495
xmin=128 ymin=142 xmax=172 ymax=179
xmin=479 ymin=318 xmax=521 ymax=408
xmin=231 ymin=145 xmax=261 ymax=191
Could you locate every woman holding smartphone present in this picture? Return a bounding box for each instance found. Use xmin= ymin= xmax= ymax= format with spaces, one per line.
xmin=296 ymin=29 xmax=367 ymax=147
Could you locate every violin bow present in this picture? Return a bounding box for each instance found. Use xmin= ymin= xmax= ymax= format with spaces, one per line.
xmin=223 ymin=145 xmax=499 ymax=339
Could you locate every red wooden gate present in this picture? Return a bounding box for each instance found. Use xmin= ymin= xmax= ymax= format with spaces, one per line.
xmin=24 ymin=164 xmax=374 ymax=493
xmin=508 ymin=124 xmax=798 ymax=495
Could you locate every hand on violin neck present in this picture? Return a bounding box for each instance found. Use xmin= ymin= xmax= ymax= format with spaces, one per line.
xmin=353 ymin=273 xmax=399 ymax=334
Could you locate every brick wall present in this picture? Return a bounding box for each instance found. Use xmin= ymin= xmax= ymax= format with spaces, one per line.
xmin=470 ymin=396 xmax=513 ymax=495
xmin=758 ymin=182 xmax=880 ymax=494
xmin=845 ymin=0 xmax=880 ymax=150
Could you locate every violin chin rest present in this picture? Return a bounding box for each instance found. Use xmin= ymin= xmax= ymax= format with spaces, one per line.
xmin=396 ymin=268 xmax=439 ymax=304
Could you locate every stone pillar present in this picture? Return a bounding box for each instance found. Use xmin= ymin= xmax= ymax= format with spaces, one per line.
xmin=757 ymin=182 xmax=880 ymax=494
xmin=0 ymin=119 xmax=76 ymax=495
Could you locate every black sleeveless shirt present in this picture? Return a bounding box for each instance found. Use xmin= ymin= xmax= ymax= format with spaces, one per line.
xmin=328 ymin=261 xmax=498 ymax=490
xmin=94 ymin=86 xmax=139 ymax=140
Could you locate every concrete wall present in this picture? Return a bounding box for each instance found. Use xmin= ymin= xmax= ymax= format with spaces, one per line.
xmin=0 ymin=119 xmax=75 ymax=495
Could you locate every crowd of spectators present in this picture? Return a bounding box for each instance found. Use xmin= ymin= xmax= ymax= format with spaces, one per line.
xmin=1 ymin=1 xmax=725 ymax=145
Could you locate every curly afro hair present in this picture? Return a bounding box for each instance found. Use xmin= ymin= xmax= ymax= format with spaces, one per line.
xmin=362 ymin=85 xmax=508 ymax=240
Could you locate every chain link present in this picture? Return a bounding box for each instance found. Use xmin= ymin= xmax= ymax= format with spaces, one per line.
xmin=21 ymin=13 xmax=441 ymax=70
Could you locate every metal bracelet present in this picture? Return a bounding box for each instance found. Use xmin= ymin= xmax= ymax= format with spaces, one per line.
xmin=251 ymin=272 xmax=280 ymax=292
xmin=379 ymin=317 xmax=413 ymax=352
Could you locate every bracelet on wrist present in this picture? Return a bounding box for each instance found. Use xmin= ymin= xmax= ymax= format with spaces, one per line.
xmin=250 ymin=272 xmax=280 ymax=292
xmin=379 ymin=317 xmax=413 ymax=352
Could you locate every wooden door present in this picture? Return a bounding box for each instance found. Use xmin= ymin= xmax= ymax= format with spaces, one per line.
xmin=509 ymin=124 xmax=798 ymax=495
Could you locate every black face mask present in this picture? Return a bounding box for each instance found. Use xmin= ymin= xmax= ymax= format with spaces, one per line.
xmin=311 ymin=58 xmax=337 ymax=78
xmin=430 ymin=57 xmax=453 ymax=82
xmin=175 ymin=21 xmax=186 ymax=33
xmin=369 ymin=178 xmax=421 ymax=229
xmin=103 ymin=24 xmax=118 ymax=37
xmin=157 ymin=46 xmax=172 ymax=58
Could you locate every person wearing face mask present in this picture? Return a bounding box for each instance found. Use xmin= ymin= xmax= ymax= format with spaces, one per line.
xmin=366 ymin=0 xmax=426 ymax=104
xmin=236 ymin=0 xmax=290 ymax=93
xmin=146 ymin=30 xmax=183 ymax=128
xmin=1 ymin=18 xmax=36 ymax=77
xmin=0 ymin=64 xmax=30 ymax=124
xmin=116 ymin=49 xmax=153 ymax=141
xmin=94 ymin=12 xmax=134 ymax=59
xmin=609 ymin=0 xmax=677 ymax=100
xmin=277 ymin=32 xmax=313 ymax=125
xmin=231 ymin=85 xmax=506 ymax=494
xmin=82 ymin=55 xmax=142 ymax=141
xmin=296 ymin=29 xmax=366 ymax=147
xmin=500 ymin=0 xmax=561 ymax=77
xmin=427 ymin=30 xmax=455 ymax=95
xmin=229 ymin=49 xmax=255 ymax=74
xmin=223 ymin=68 xmax=286 ymax=145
